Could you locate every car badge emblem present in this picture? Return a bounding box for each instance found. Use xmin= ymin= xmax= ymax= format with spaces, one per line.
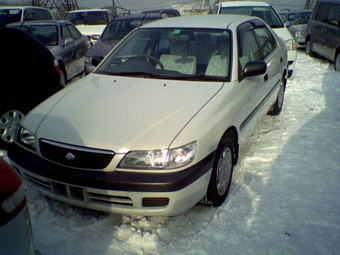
xmin=66 ymin=152 xmax=75 ymax=161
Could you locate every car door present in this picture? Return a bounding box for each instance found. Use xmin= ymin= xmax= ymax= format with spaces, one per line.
xmin=324 ymin=3 xmax=340 ymax=60
xmin=237 ymin=21 xmax=282 ymax=142
xmin=67 ymin=23 xmax=89 ymax=74
xmin=312 ymin=2 xmax=331 ymax=56
xmin=61 ymin=23 xmax=87 ymax=79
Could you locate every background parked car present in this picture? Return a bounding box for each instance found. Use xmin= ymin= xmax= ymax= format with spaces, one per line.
xmin=0 ymin=157 xmax=39 ymax=255
xmin=8 ymin=15 xmax=287 ymax=217
xmin=0 ymin=25 xmax=63 ymax=150
xmin=64 ymin=9 xmax=115 ymax=44
xmin=84 ymin=12 xmax=168 ymax=74
xmin=9 ymin=20 xmax=91 ymax=85
xmin=209 ymin=0 xmax=297 ymax=78
xmin=279 ymin=8 xmax=312 ymax=48
xmin=305 ymin=0 xmax=340 ymax=71
xmin=0 ymin=6 xmax=55 ymax=25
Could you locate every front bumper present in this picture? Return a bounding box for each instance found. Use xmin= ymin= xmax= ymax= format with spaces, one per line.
xmin=8 ymin=145 xmax=214 ymax=216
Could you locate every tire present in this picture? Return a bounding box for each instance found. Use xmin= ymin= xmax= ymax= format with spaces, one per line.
xmin=305 ymin=38 xmax=315 ymax=57
xmin=0 ymin=106 xmax=26 ymax=150
xmin=335 ymin=52 xmax=340 ymax=72
xmin=268 ymin=75 xmax=285 ymax=116
xmin=60 ymin=68 xmax=66 ymax=87
xmin=201 ymin=133 xmax=235 ymax=207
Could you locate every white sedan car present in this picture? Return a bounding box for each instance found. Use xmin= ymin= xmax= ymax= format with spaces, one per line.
xmin=9 ymin=15 xmax=288 ymax=216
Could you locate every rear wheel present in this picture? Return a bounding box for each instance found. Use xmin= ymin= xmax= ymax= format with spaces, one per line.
xmin=0 ymin=106 xmax=26 ymax=150
xmin=305 ymin=38 xmax=315 ymax=57
xmin=60 ymin=68 xmax=66 ymax=87
xmin=335 ymin=52 xmax=340 ymax=72
xmin=201 ymin=133 xmax=235 ymax=206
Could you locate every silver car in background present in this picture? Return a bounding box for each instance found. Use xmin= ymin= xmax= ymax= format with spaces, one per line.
xmin=279 ymin=9 xmax=312 ymax=48
xmin=9 ymin=20 xmax=91 ymax=85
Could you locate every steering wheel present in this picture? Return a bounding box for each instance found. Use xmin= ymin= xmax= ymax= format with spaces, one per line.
xmin=129 ymin=55 xmax=165 ymax=70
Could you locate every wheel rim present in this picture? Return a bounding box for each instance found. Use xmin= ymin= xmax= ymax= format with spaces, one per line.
xmin=216 ymin=146 xmax=233 ymax=196
xmin=0 ymin=110 xmax=24 ymax=143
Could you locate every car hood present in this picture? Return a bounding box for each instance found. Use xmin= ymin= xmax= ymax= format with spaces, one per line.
xmin=289 ymin=24 xmax=307 ymax=31
xmin=23 ymin=74 xmax=223 ymax=152
xmin=75 ymin=25 xmax=106 ymax=36
xmin=88 ymin=40 xmax=118 ymax=57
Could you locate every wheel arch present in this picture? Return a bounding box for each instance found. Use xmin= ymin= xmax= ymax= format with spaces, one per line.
xmin=220 ymin=126 xmax=239 ymax=166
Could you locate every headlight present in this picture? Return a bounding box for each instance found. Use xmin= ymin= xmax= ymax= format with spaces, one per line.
xmin=85 ymin=56 xmax=92 ymax=64
xmin=17 ymin=126 xmax=36 ymax=151
xmin=294 ymin=31 xmax=305 ymax=38
xmin=285 ymin=39 xmax=296 ymax=51
xmin=118 ymin=141 xmax=197 ymax=170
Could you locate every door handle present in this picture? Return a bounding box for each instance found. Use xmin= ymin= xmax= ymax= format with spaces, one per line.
xmin=264 ymin=74 xmax=268 ymax=81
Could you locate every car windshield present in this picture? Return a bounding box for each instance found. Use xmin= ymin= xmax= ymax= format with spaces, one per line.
xmin=95 ymin=28 xmax=232 ymax=81
xmin=65 ymin=11 xmax=108 ymax=25
xmin=101 ymin=18 xmax=159 ymax=42
xmin=221 ymin=6 xmax=284 ymax=28
xmin=0 ymin=9 xmax=22 ymax=25
xmin=13 ymin=24 xmax=58 ymax=46
xmin=287 ymin=12 xmax=311 ymax=25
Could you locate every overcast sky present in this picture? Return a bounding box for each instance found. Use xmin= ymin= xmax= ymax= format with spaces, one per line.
xmin=10 ymin=0 xmax=310 ymax=13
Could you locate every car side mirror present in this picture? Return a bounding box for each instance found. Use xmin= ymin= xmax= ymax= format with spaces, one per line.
xmin=64 ymin=38 xmax=74 ymax=45
xmin=284 ymin=21 xmax=291 ymax=27
xmin=243 ymin=61 xmax=267 ymax=77
xmin=92 ymin=56 xmax=104 ymax=67
xmin=328 ymin=18 xmax=339 ymax=27
xmin=91 ymin=34 xmax=100 ymax=41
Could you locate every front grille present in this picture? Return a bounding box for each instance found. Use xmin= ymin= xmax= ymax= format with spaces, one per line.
xmin=39 ymin=139 xmax=115 ymax=169
xmin=23 ymin=172 xmax=133 ymax=206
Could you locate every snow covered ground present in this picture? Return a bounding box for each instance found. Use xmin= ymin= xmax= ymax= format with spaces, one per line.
xmin=3 ymin=50 xmax=340 ymax=255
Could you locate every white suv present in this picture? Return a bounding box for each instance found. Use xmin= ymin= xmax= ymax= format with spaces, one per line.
xmin=209 ymin=1 xmax=297 ymax=78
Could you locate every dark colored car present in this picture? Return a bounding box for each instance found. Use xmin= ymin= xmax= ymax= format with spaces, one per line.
xmin=279 ymin=9 xmax=312 ymax=48
xmin=9 ymin=20 xmax=91 ymax=85
xmin=84 ymin=12 xmax=167 ymax=74
xmin=305 ymin=0 xmax=340 ymax=71
xmin=0 ymin=25 xmax=63 ymax=150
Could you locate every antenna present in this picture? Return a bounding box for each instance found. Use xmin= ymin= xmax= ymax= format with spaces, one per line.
xmin=32 ymin=0 xmax=79 ymax=19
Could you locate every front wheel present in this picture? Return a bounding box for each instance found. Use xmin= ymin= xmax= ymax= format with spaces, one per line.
xmin=0 ymin=107 xmax=26 ymax=150
xmin=201 ymin=133 xmax=235 ymax=206
xmin=268 ymin=76 xmax=285 ymax=116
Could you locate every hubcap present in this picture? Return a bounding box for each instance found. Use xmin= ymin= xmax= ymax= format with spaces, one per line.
xmin=0 ymin=110 xmax=24 ymax=143
xmin=216 ymin=146 xmax=233 ymax=196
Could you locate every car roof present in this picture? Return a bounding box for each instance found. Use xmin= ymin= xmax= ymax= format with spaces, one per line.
xmin=218 ymin=1 xmax=270 ymax=7
xmin=140 ymin=14 xmax=259 ymax=29
xmin=115 ymin=13 xmax=166 ymax=20
xmin=0 ymin=6 xmax=50 ymax=10
xmin=67 ymin=9 xmax=112 ymax=13
xmin=279 ymin=9 xmax=312 ymax=14
xmin=8 ymin=20 xmax=72 ymax=26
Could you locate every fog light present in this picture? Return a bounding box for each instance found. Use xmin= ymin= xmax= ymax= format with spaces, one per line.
xmin=142 ymin=198 xmax=169 ymax=207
